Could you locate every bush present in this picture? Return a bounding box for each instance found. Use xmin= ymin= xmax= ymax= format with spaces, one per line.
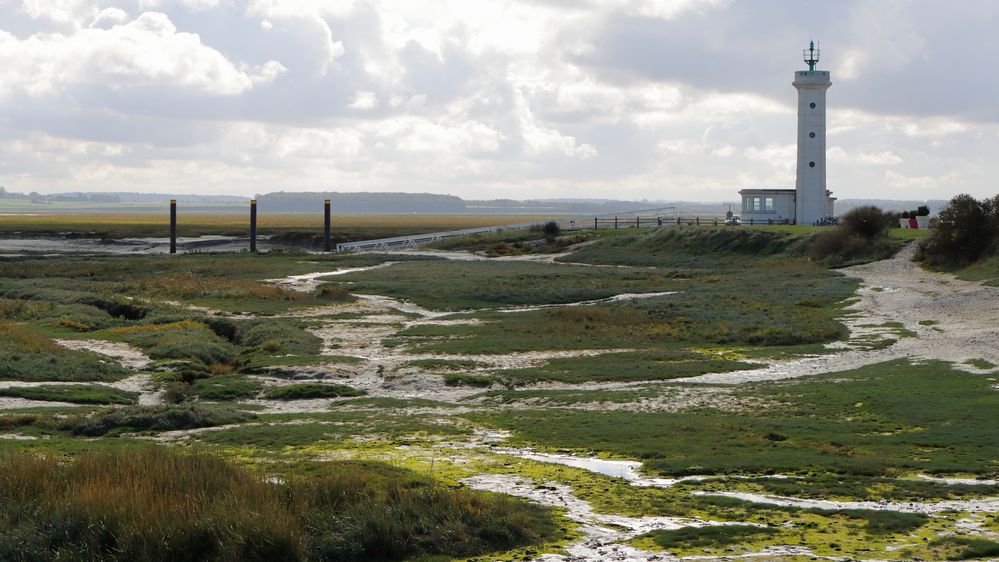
xmin=315 ymin=282 xmax=354 ymax=302
xmin=63 ymin=404 xmax=256 ymax=436
xmin=113 ymin=321 xmax=240 ymax=367
xmin=839 ymin=206 xmax=895 ymax=239
xmin=809 ymin=206 xmax=896 ymax=267
xmin=238 ymin=322 xmax=323 ymax=356
xmin=262 ymin=383 xmax=365 ymax=400
xmin=0 ymin=323 xmax=129 ymax=382
xmin=917 ymin=193 xmax=999 ymax=268
xmin=189 ymin=375 xmax=263 ymax=401
xmin=0 ymin=384 xmax=138 ymax=405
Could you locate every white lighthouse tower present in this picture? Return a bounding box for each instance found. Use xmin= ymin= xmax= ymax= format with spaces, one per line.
xmin=793 ymin=41 xmax=834 ymax=225
xmin=738 ymin=42 xmax=836 ymax=224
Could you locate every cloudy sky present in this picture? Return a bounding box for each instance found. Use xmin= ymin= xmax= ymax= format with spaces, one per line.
xmin=0 ymin=0 xmax=993 ymax=201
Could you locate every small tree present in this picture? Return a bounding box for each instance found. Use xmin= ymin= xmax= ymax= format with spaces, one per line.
xmin=918 ymin=193 xmax=999 ymax=268
xmin=840 ymin=206 xmax=894 ymax=239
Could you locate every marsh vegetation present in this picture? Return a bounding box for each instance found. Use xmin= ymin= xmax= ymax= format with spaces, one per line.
xmin=0 ymin=221 xmax=996 ymax=560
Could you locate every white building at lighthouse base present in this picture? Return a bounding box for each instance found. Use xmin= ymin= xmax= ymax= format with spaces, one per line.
xmin=738 ymin=187 xmax=835 ymax=224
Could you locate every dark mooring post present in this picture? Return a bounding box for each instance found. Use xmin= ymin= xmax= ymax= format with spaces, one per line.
xmin=323 ymin=199 xmax=332 ymax=252
xmin=250 ymin=199 xmax=257 ymax=253
xmin=169 ymin=199 xmax=177 ymax=254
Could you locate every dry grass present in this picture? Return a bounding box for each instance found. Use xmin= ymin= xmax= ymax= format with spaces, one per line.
xmin=0 ymin=322 xmax=65 ymax=354
xmin=130 ymin=273 xmax=300 ymax=301
xmin=0 ymin=448 xmax=558 ymax=562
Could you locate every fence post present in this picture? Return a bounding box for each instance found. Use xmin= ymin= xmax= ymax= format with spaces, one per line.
xmin=169 ymin=199 xmax=177 ymax=254
xmin=696 ymin=217 xmax=699 ymax=226
xmin=250 ymin=199 xmax=257 ymax=253
xmin=636 ymin=216 xmax=640 ymax=228
xmin=594 ymin=217 xmax=598 ymax=230
xmin=324 ymin=199 xmax=332 ymax=252
xmin=714 ymin=219 xmax=718 ymax=226
xmin=768 ymin=218 xmax=772 ymax=225
xmin=614 ymin=217 xmax=618 ymax=229
xmin=658 ymin=217 xmax=662 ymax=227
xmin=750 ymin=218 xmax=754 ymax=226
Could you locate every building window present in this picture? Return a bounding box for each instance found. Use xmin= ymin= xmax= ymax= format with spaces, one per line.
xmin=752 ymin=197 xmax=762 ymax=211
xmin=809 ymin=161 xmax=815 ymax=168
xmin=764 ymin=197 xmax=774 ymax=211
xmin=809 ymin=102 xmax=816 ymax=109
xmin=809 ymin=132 xmax=815 ymax=138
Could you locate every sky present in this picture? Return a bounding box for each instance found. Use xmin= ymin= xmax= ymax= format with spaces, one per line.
xmin=0 ymin=0 xmax=994 ymax=201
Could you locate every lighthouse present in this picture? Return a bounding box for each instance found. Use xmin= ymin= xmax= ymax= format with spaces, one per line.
xmin=739 ymin=42 xmax=836 ymax=225
xmin=793 ymin=41 xmax=834 ymax=225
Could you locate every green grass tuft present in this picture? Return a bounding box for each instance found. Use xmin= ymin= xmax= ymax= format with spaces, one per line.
xmin=0 ymin=384 xmax=138 ymax=405
xmin=262 ymin=383 xmax=365 ymax=400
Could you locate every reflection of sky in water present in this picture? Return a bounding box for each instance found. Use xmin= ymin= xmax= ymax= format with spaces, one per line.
xmin=517 ymin=452 xmax=641 ymax=480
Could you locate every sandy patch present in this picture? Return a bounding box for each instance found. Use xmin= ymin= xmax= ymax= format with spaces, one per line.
xmin=55 ymin=339 xmax=151 ymax=370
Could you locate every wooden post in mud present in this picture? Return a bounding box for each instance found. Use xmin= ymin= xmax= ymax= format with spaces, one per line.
xmin=169 ymin=200 xmax=177 ymax=254
xmin=250 ymin=199 xmax=257 ymax=253
xmin=324 ymin=199 xmax=332 ymax=252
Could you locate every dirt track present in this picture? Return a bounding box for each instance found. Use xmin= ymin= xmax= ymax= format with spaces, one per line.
xmin=678 ymin=243 xmax=999 ymax=384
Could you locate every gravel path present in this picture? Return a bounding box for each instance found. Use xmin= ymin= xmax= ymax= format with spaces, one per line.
xmin=676 ymin=243 xmax=999 ymax=384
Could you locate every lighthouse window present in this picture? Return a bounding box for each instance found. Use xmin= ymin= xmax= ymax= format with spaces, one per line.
xmin=809 ymin=161 xmax=816 ymax=168
xmin=809 ymin=102 xmax=816 ymax=109
xmin=809 ymin=132 xmax=816 ymax=138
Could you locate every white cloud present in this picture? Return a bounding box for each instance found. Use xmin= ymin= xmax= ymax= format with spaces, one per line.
xmin=885 ymin=170 xmax=958 ymax=189
xmin=0 ymin=11 xmax=283 ymax=97
xmin=349 ymin=91 xmax=378 ymax=110
xmin=829 ymin=146 xmax=903 ymax=166
xmin=1 ymin=0 xmax=997 ymax=202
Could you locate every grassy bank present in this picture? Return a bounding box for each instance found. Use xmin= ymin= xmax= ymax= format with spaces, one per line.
xmin=0 ymin=448 xmax=559 ymax=562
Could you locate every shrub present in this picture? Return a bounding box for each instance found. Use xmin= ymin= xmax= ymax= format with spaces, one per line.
xmin=917 ymin=193 xmax=999 ymax=268
xmin=916 ymin=205 xmax=931 ymax=217
xmin=262 ymin=383 xmax=365 ymax=400
xmin=839 ymin=206 xmax=895 ymax=239
xmin=0 ymin=384 xmax=138 ymax=405
xmin=0 ymin=323 xmax=129 ymax=382
xmin=62 ymin=404 xmax=256 ymax=436
xmin=189 ymin=375 xmax=263 ymax=401
xmin=238 ymin=322 xmax=323 ymax=356
xmin=443 ymin=373 xmax=493 ymax=387
xmin=113 ymin=321 xmax=240 ymax=367
xmin=162 ymin=382 xmax=192 ymax=404
xmin=641 ymin=524 xmax=777 ymax=550
xmin=315 ymin=282 xmax=354 ymax=302
xmin=809 ymin=206 xmax=896 ymax=267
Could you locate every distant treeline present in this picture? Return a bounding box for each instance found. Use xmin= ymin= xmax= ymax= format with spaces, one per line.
xmin=0 ymin=187 xmax=121 ymax=203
